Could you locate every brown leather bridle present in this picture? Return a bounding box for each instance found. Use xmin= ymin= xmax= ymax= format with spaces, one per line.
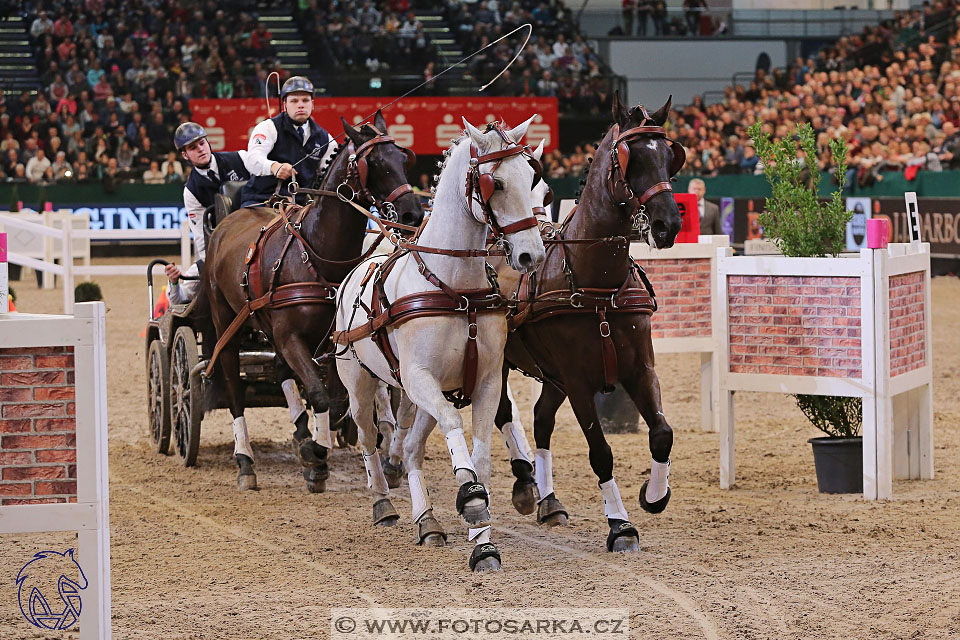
xmin=465 ymin=122 xmax=543 ymax=238
xmin=340 ymin=125 xmax=417 ymax=223
xmin=608 ymin=107 xmax=686 ymax=233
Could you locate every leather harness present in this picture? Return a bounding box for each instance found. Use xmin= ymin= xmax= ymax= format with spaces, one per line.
xmin=507 ymin=112 xmax=683 ymax=393
xmin=204 ymin=129 xmax=419 ymax=377
xmin=333 ymin=123 xmax=543 ymax=407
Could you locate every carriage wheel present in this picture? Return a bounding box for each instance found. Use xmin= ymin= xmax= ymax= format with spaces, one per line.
xmin=170 ymin=326 xmax=202 ymax=467
xmin=147 ymin=339 xmax=171 ymax=454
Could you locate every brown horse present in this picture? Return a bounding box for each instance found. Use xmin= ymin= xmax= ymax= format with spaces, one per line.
xmin=203 ymin=111 xmax=424 ymax=492
xmin=494 ymin=95 xmax=684 ymax=552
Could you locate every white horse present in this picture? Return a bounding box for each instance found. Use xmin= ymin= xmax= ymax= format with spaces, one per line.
xmin=335 ymin=117 xmax=546 ymax=572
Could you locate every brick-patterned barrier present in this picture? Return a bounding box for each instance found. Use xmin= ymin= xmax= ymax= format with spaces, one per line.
xmin=889 ymin=271 xmax=926 ymax=377
xmin=716 ymin=244 xmax=934 ymax=501
xmin=0 ymin=303 xmax=111 ymax=638
xmin=0 ymin=345 xmax=78 ymax=505
xmin=635 ymin=258 xmax=712 ymax=339
xmin=727 ymin=275 xmax=862 ymax=378
xmin=630 ymin=235 xmax=729 ymax=433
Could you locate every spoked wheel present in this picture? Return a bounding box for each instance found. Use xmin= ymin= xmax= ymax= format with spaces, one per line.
xmin=147 ymin=339 xmax=171 ymax=454
xmin=170 ymin=326 xmax=202 ymax=467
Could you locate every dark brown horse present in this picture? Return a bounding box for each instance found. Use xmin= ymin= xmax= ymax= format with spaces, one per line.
xmin=494 ymin=95 xmax=683 ymax=552
xmin=203 ymin=111 xmax=424 ymax=492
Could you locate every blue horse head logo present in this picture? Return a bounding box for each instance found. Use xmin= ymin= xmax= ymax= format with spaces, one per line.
xmin=16 ymin=549 xmax=88 ymax=630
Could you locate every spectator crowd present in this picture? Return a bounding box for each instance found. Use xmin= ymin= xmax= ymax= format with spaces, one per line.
xmin=6 ymin=0 xmax=960 ymax=189
xmin=2 ymin=0 xmax=287 ymax=186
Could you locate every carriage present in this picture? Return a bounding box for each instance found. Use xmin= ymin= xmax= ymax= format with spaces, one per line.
xmin=144 ymin=260 xmax=291 ymax=466
xmin=144 ymin=184 xmax=290 ymax=467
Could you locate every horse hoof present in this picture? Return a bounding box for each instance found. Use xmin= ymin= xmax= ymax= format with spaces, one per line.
xmin=537 ymin=493 xmax=569 ymax=526
xmin=237 ymin=474 xmax=258 ymax=492
xmin=383 ymin=458 xmax=404 ymax=489
xmin=469 ymin=543 xmax=501 ymax=573
xmin=303 ymin=468 xmax=328 ymax=494
xmin=422 ymin=533 xmax=446 ymax=547
xmin=639 ymin=481 xmax=671 ymax=514
xmin=472 ymin=557 xmax=502 ymax=573
xmin=511 ymin=480 xmax=538 ymax=516
xmin=373 ymin=498 xmax=400 ymax=526
xmin=417 ymin=513 xmax=447 ymax=546
xmin=542 ymin=512 xmax=568 ymax=527
xmin=606 ymin=519 xmax=640 ymax=553
xmin=611 ymin=536 xmax=640 ymax=553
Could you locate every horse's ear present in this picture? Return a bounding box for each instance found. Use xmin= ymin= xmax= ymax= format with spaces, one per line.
xmin=647 ymin=95 xmax=673 ymax=126
xmin=612 ymin=90 xmax=629 ymax=127
xmin=373 ymin=109 xmax=387 ymax=133
xmin=532 ymin=138 xmax=545 ymax=161
xmin=341 ymin=117 xmax=363 ymax=146
xmin=506 ymin=114 xmax=536 ymax=144
xmin=462 ymin=117 xmax=486 ymax=148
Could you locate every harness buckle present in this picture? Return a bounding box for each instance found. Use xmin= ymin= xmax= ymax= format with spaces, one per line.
xmin=599 ymin=321 xmax=611 ymax=338
xmin=272 ymin=258 xmax=282 ymax=272
xmin=610 ymin=292 xmax=619 ymax=309
xmin=570 ymin=292 xmax=583 ymax=308
xmin=467 ymin=323 xmax=479 ymax=340
xmin=301 ymin=251 xmax=309 ymax=264
xmin=456 ymin=295 xmax=469 ymax=312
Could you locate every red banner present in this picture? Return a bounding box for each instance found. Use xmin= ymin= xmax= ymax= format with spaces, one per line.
xmin=190 ymin=97 xmax=559 ymax=156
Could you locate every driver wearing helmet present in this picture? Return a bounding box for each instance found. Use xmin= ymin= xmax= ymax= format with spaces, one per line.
xmin=165 ymin=121 xmax=254 ymax=304
xmin=240 ymin=75 xmax=338 ymax=208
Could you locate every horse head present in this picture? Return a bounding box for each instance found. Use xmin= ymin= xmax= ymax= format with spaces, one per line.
xmin=459 ymin=115 xmax=546 ymax=273
xmin=607 ymin=92 xmax=684 ymax=248
xmin=336 ymin=109 xmax=425 ymax=228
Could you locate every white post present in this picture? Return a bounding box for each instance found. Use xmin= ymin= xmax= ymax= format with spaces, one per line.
xmin=0 ymin=232 xmax=8 ymax=313
xmin=63 ymin=223 xmax=75 ymax=315
xmin=919 ymin=244 xmax=935 ymax=480
xmin=74 ymin=302 xmax=111 ymax=639
xmin=716 ymin=247 xmax=735 ymax=488
xmin=43 ymin=212 xmax=55 ymax=289
xmin=181 ymin=222 xmax=192 ymax=267
xmin=699 ymin=352 xmax=713 ymax=431
xmin=868 ymin=247 xmax=892 ymax=500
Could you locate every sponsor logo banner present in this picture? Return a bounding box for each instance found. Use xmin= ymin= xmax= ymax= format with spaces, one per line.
xmin=190 ymin=97 xmax=559 ymax=155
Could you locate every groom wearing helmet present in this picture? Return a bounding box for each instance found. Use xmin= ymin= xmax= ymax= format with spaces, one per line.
xmin=165 ymin=122 xmax=253 ymax=304
xmin=240 ymin=75 xmax=337 ymax=207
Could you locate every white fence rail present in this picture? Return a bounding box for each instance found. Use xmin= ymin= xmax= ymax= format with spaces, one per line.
xmin=0 ymin=212 xmax=192 ymax=314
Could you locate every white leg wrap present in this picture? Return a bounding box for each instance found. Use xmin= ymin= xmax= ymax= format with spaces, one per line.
xmin=534 ymin=449 xmax=554 ymax=499
xmin=362 ymin=450 xmax=390 ymax=495
xmin=408 ymin=469 xmax=431 ymax=522
xmin=445 ymin=428 xmax=476 ymax=478
xmin=312 ymin=411 xmax=333 ymax=449
xmin=502 ymin=422 xmax=534 ymax=465
xmin=646 ymin=458 xmax=671 ymax=503
xmin=468 ymin=525 xmax=491 ymax=544
xmin=600 ymin=477 xmax=630 ymax=522
xmin=281 ymin=379 xmax=306 ymax=424
xmin=232 ymin=416 xmax=254 ymax=460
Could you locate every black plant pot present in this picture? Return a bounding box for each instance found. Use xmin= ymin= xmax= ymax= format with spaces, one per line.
xmin=809 ymin=437 xmax=863 ymax=494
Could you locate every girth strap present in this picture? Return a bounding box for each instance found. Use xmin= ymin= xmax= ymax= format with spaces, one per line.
xmin=205 ymin=282 xmax=337 ymax=377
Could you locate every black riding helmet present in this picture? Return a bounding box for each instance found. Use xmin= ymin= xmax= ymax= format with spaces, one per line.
xmin=280 ymin=76 xmax=314 ymax=100
xmin=174 ymin=122 xmax=206 ymax=151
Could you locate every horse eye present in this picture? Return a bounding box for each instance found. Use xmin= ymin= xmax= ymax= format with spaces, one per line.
xmin=493 ymin=179 xmax=504 ymax=191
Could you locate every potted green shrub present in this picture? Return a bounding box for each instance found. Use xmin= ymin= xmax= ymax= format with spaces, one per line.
xmin=749 ymin=121 xmax=864 ymax=494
